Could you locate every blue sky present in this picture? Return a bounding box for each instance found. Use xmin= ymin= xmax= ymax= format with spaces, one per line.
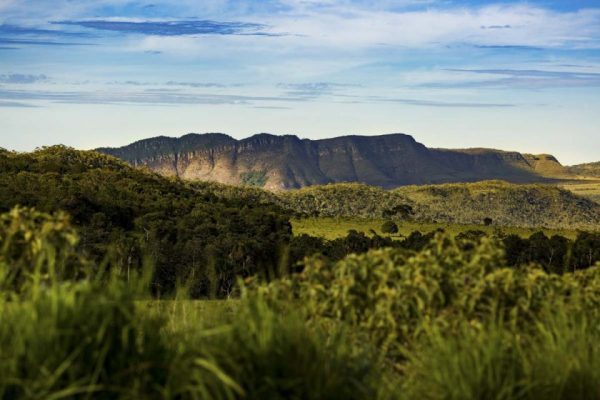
xmin=0 ymin=0 xmax=599 ymax=164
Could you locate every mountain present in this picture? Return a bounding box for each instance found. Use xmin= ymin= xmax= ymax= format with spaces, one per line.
xmin=96 ymin=132 xmax=568 ymax=190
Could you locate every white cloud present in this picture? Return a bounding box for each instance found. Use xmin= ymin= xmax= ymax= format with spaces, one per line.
xmin=257 ymin=4 xmax=600 ymax=49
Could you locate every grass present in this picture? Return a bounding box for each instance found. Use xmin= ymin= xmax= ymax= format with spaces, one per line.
xmin=139 ymin=299 xmax=238 ymax=334
xmin=1 ymin=206 xmax=599 ymax=399
xmin=399 ymin=312 xmax=600 ymax=400
xmin=561 ymin=180 xmax=600 ymax=204
xmin=291 ymin=217 xmax=581 ymax=240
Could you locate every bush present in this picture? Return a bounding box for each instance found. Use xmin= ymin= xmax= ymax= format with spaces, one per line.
xmin=381 ymin=220 xmax=399 ymax=234
xmin=255 ymin=234 xmax=600 ymax=360
xmin=0 ymin=206 xmax=85 ymax=291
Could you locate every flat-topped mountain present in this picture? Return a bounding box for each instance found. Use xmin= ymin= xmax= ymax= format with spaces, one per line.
xmin=96 ymin=133 xmax=568 ymax=190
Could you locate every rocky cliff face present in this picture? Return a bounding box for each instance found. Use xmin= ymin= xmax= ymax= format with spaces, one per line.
xmin=97 ymin=133 xmax=565 ymax=190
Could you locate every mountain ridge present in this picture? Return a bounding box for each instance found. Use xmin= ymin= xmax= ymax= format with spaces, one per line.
xmin=96 ymin=132 xmax=574 ymax=190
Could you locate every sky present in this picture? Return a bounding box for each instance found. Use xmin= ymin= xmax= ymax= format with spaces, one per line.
xmin=0 ymin=0 xmax=599 ymax=165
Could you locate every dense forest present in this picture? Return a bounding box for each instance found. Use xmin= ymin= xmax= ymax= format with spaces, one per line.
xmin=0 ymin=146 xmax=291 ymax=297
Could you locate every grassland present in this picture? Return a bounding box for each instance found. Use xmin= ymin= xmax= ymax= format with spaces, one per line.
xmin=292 ymin=217 xmax=582 ymax=240
xmin=561 ymin=180 xmax=600 ymax=204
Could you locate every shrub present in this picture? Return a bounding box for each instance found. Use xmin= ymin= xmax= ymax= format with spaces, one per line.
xmin=0 ymin=206 xmax=85 ymax=291
xmin=381 ymin=220 xmax=399 ymax=234
xmin=255 ymin=234 xmax=600 ymax=360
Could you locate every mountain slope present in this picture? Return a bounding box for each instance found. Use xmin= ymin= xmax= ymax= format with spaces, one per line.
xmin=97 ymin=132 xmax=566 ymax=190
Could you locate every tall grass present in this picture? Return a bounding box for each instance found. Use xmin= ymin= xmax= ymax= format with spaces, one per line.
xmin=398 ymin=308 xmax=600 ymax=400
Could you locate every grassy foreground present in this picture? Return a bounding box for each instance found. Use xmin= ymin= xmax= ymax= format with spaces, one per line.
xmin=1 ymin=207 xmax=599 ymax=400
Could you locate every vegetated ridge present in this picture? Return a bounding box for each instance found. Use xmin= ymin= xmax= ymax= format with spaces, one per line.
xmin=97 ymin=132 xmax=575 ymax=190
xmin=193 ymin=180 xmax=600 ymax=230
xmin=567 ymin=161 xmax=600 ymax=177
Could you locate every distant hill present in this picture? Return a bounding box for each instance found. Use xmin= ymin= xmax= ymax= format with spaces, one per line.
xmin=567 ymin=162 xmax=600 ymax=178
xmin=97 ymin=133 xmax=569 ymax=190
xmin=275 ymin=181 xmax=600 ymax=230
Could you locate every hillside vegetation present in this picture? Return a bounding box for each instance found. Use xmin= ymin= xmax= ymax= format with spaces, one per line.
xmin=0 ymin=146 xmax=291 ymax=297
xmin=567 ymin=161 xmax=600 ymax=177
xmin=277 ymin=181 xmax=600 ymax=230
xmin=561 ymin=181 xmax=600 ymax=204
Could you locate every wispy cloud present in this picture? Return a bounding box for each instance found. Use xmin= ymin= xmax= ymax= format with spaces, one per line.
xmin=53 ymin=19 xmax=280 ymax=37
xmin=0 ymin=85 xmax=516 ymax=109
xmin=0 ymin=100 xmax=37 ymax=107
xmin=166 ymin=81 xmax=233 ymax=88
xmin=0 ymin=38 xmax=92 ymax=46
xmin=277 ymin=82 xmax=360 ymax=97
xmin=0 ymin=73 xmax=48 ymax=84
xmin=450 ymin=69 xmax=600 ymax=79
xmin=378 ymin=98 xmax=515 ymax=108
xmin=109 ymin=80 xmax=234 ymax=88
xmin=474 ymin=45 xmax=543 ymax=50
xmin=0 ymin=88 xmax=307 ymax=106
xmin=425 ymin=68 xmax=600 ymax=89
xmin=0 ymin=24 xmax=90 ymax=37
xmin=0 ymin=23 xmax=93 ymax=46
xmin=480 ymin=24 xmax=511 ymax=29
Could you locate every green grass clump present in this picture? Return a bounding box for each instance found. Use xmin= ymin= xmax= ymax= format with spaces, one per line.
xmin=400 ymin=310 xmax=600 ymax=400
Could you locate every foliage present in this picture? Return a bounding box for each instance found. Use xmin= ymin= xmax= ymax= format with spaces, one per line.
xmin=206 ymin=298 xmax=381 ymax=400
xmin=239 ymin=171 xmax=267 ymax=188
xmin=0 ymin=206 xmax=85 ymax=291
xmin=0 ymin=207 xmax=599 ymax=399
xmin=277 ymin=181 xmax=600 ymax=229
xmin=0 ymin=208 xmax=384 ymax=399
xmin=255 ymin=234 xmax=600 ymax=360
xmin=290 ymin=228 xmax=600 ymax=275
xmin=278 ymin=183 xmax=414 ymax=219
xmin=0 ymin=147 xmax=292 ymax=297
